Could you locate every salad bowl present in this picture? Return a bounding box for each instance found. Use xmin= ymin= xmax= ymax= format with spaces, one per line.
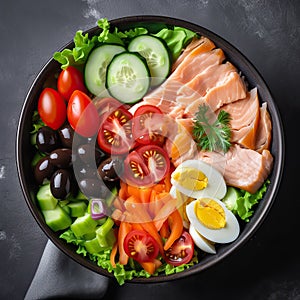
xmin=16 ymin=15 xmax=284 ymax=283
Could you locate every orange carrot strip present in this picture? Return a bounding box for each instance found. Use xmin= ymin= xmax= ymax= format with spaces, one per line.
xmin=113 ymin=197 xmax=125 ymax=211
xmin=148 ymin=190 xmax=157 ymax=217
xmin=153 ymin=196 xmax=177 ymax=231
xmin=139 ymin=187 xmax=152 ymax=204
xmin=164 ymin=173 xmax=172 ymax=192
xmin=110 ymin=240 xmax=118 ymax=268
xmin=119 ymin=181 xmax=128 ymax=200
xmin=160 ymin=219 xmax=170 ymax=239
xmin=163 ymin=209 xmax=183 ymax=251
xmin=127 ymin=185 xmax=141 ymax=199
xmin=139 ymin=261 xmax=156 ymax=275
xmin=118 ymin=221 xmax=132 ymax=265
xmin=153 ymin=184 xmax=165 ymax=193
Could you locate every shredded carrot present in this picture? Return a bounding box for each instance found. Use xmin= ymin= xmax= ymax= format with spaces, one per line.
xmin=118 ymin=221 xmax=132 ymax=265
xmin=163 ymin=209 xmax=183 ymax=251
xmin=139 ymin=187 xmax=152 ymax=204
xmin=110 ymin=240 xmax=118 ymax=268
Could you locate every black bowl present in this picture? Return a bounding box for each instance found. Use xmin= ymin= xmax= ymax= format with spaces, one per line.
xmin=16 ymin=16 xmax=284 ymax=283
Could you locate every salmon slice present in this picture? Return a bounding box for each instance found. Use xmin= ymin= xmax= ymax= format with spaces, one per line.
xmin=176 ymin=62 xmax=239 ymax=105
xmin=255 ymin=102 xmax=272 ymax=152
xmin=184 ymin=71 xmax=247 ymax=116
xmin=143 ymin=48 xmax=225 ymax=115
xmin=172 ymin=37 xmax=208 ymax=71
xmin=216 ymin=88 xmax=260 ymax=149
xmin=197 ymin=144 xmax=273 ymax=194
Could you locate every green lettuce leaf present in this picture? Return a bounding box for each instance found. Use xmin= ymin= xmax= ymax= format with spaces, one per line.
xmin=53 ymin=31 xmax=98 ymax=69
xmin=154 ymin=27 xmax=197 ymax=60
xmin=226 ymin=180 xmax=270 ymax=222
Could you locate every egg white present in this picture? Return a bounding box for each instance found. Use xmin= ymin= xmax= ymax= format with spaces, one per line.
xmin=171 ymin=159 xmax=227 ymax=199
xmin=186 ymin=198 xmax=240 ymax=243
xmin=189 ymin=224 xmax=216 ymax=254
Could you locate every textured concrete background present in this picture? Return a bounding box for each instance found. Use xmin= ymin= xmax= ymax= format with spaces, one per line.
xmin=0 ymin=0 xmax=299 ymax=299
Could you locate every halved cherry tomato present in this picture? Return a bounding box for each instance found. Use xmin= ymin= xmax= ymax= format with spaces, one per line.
xmin=124 ymin=145 xmax=170 ymax=187
xmin=123 ymin=229 xmax=159 ymax=263
xmin=67 ymin=90 xmax=99 ymax=137
xmin=57 ymin=66 xmax=87 ymax=100
xmin=164 ymin=231 xmax=194 ymax=266
xmin=132 ymin=105 xmax=165 ymax=145
xmin=38 ymin=87 xmax=67 ymax=130
xmin=97 ymin=107 xmax=133 ymax=154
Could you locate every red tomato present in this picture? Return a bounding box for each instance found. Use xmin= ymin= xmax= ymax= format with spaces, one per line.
xmin=38 ymin=87 xmax=67 ymax=130
xmin=164 ymin=231 xmax=194 ymax=266
xmin=67 ymin=90 xmax=99 ymax=137
xmin=124 ymin=230 xmax=159 ymax=263
xmin=57 ymin=66 xmax=87 ymax=100
xmin=124 ymin=145 xmax=170 ymax=187
xmin=97 ymin=106 xmax=133 ymax=154
xmin=132 ymin=105 xmax=165 ymax=145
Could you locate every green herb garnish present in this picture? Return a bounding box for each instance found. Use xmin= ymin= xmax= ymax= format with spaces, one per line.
xmin=193 ymin=104 xmax=232 ymax=153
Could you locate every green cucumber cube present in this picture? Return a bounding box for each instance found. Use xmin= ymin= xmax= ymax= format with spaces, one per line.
xmin=37 ymin=184 xmax=58 ymax=210
xmin=42 ymin=206 xmax=72 ymax=232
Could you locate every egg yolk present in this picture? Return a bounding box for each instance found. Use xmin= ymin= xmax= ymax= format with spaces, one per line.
xmin=173 ymin=167 xmax=208 ymax=191
xmin=194 ymin=198 xmax=226 ymax=229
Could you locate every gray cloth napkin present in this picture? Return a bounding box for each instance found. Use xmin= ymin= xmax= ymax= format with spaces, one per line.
xmin=25 ymin=240 xmax=109 ymax=299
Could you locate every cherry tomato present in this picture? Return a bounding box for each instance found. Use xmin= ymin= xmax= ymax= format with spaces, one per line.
xmin=57 ymin=66 xmax=87 ymax=100
xmin=38 ymin=87 xmax=67 ymax=130
xmin=67 ymin=90 xmax=100 ymax=137
xmin=124 ymin=230 xmax=159 ymax=263
xmin=97 ymin=107 xmax=133 ymax=154
xmin=164 ymin=231 xmax=194 ymax=266
xmin=124 ymin=145 xmax=170 ymax=187
xmin=132 ymin=105 xmax=165 ymax=145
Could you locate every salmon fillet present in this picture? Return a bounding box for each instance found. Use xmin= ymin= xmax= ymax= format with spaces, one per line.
xmin=197 ymin=144 xmax=273 ymax=193
xmin=255 ymin=102 xmax=272 ymax=152
xmin=216 ymin=88 xmax=260 ymax=149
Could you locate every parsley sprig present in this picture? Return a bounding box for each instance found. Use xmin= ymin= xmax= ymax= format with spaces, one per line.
xmin=192 ymin=104 xmax=232 ymax=153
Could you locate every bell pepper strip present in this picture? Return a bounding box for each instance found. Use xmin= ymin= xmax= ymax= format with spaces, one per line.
xmin=159 ymin=219 xmax=170 ymax=239
xmin=163 ymin=209 xmax=183 ymax=251
xmin=118 ymin=221 xmax=132 ymax=265
xmin=139 ymin=259 xmax=161 ymax=275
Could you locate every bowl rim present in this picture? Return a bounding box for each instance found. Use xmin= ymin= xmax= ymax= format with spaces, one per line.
xmin=16 ymin=15 xmax=285 ymax=283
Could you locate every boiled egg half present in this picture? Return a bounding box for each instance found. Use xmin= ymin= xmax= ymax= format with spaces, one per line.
xmin=171 ymin=160 xmax=226 ymax=200
xmin=186 ymin=197 xmax=240 ymax=244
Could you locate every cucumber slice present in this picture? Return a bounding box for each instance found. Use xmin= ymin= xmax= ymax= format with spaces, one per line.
xmin=67 ymin=201 xmax=87 ymax=217
xmin=106 ymin=52 xmax=150 ymax=103
xmin=42 ymin=205 xmax=72 ymax=232
xmin=128 ymin=35 xmax=171 ymax=86
xmin=84 ymin=44 xmax=126 ymax=96
xmin=222 ymin=187 xmax=240 ymax=211
xmin=37 ymin=184 xmax=58 ymax=210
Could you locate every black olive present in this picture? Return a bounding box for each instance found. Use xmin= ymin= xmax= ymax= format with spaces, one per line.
xmin=98 ymin=157 xmax=123 ymax=182
xmin=77 ymin=143 xmax=106 ymax=166
xmin=58 ymin=124 xmax=74 ymax=148
xmin=36 ymin=126 xmax=60 ymax=153
xmin=79 ymin=178 xmax=109 ymax=199
xmin=49 ymin=148 xmax=73 ymax=168
xmin=50 ymin=169 xmax=73 ymax=199
xmin=34 ymin=156 xmax=55 ymax=185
